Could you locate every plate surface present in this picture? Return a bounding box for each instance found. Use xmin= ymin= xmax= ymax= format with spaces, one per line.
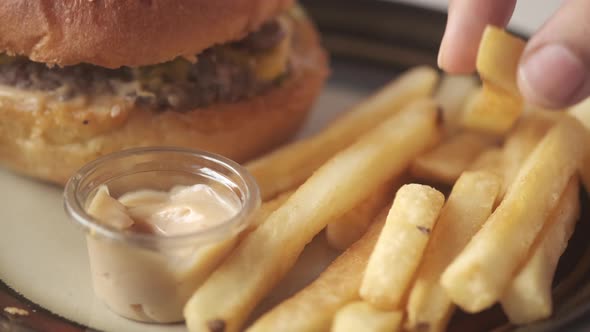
xmin=2 ymin=1 xmax=590 ymax=331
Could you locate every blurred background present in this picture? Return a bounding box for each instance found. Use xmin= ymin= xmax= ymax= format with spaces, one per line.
xmin=301 ymin=0 xmax=563 ymax=72
xmin=396 ymin=0 xmax=561 ymax=34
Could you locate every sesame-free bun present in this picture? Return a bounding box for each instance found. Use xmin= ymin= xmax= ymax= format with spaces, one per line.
xmin=0 ymin=0 xmax=295 ymax=68
xmin=0 ymin=15 xmax=328 ymax=184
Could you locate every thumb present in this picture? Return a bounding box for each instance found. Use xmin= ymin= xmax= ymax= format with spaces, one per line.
xmin=517 ymin=0 xmax=590 ymax=109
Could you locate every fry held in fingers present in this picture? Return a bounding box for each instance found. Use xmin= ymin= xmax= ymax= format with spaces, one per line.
xmin=247 ymin=66 xmax=439 ymax=200
xmin=462 ymin=26 xmax=526 ymax=134
xmin=476 ymin=26 xmax=524 ymax=93
xmin=441 ymin=117 xmax=588 ymax=313
xmin=248 ymin=211 xmax=387 ymax=332
xmin=360 ymin=184 xmax=445 ymax=310
xmin=462 ymin=85 xmax=523 ymax=135
xmin=331 ymin=302 xmax=402 ymax=332
xmin=184 ymin=100 xmax=440 ymax=332
xmin=463 ymin=25 xmax=525 ymax=134
xmin=406 ymin=171 xmax=501 ymax=332
xmin=501 ymin=177 xmax=580 ymax=325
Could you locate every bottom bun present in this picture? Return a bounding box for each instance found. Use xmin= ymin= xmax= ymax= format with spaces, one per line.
xmin=0 ymin=14 xmax=328 ymax=185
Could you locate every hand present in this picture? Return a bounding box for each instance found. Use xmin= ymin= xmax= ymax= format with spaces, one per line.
xmin=438 ymin=0 xmax=590 ymax=109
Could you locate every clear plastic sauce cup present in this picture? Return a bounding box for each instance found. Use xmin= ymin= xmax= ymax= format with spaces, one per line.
xmin=64 ymin=147 xmax=260 ymax=323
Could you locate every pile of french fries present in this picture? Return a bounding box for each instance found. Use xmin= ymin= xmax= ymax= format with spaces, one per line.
xmin=181 ymin=25 xmax=590 ymax=332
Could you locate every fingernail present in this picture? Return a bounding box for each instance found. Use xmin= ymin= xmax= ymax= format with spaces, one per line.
xmin=437 ymin=26 xmax=449 ymax=70
xmin=437 ymin=45 xmax=445 ymax=69
xmin=518 ymin=44 xmax=587 ymax=108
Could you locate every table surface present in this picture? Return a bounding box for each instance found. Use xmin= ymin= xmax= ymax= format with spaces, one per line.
xmin=395 ymin=0 xmax=562 ymax=35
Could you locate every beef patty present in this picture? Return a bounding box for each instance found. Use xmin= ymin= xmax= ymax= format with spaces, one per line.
xmin=0 ymin=18 xmax=290 ymax=112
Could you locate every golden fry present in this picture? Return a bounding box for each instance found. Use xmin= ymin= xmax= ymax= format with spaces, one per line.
xmin=247 ymin=211 xmax=387 ymax=332
xmin=247 ymin=189 xmax=294 ymax=231
xmin=501 ymin=111 xmax=561 ymax=196
xmin=406 ymin=171 xmax=501 ymax=332
xmin=467 ymin=147 xmax=503 ymax=176
xmin=184 ymin=100 xmax=440 ymax=332
xmin=411 ymin=131 xmax=494 ymax=185
xmin=463 ymin=26 xmax=527 ymax=134
xmin=476 ymin=26 xmax=525 ymax=92
xmin=441 ymin=117 xmax=587 ymax=313
xmin=331 ymin=302 xmax=402 ymax=332
xmin=461 ymin=84 xmax=523 ymax=134
xmin=247 ymin=67 xmax=439 ymax=200
xmin=326 ymin=176 xmax=404 ymax=250
xmin=360 ymin=184 xmax=445 ymax=309
xmin=501 ymin=177 xmax=580 ymax=324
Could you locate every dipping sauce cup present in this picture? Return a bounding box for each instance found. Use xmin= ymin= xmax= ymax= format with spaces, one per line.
xmin=64 ymin=147 xmax=260 ymax=323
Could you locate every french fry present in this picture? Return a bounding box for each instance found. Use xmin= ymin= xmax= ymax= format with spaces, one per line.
xmin=246 ymin=66 xmax=439 ymax=200
xmin=331 ymin=301 xmax=402 ymax=332
xmin=461 ymin=84 xmax=523 ymax=134
xmin=568 ymin=97 xmax=590 ymax=192
xmin=501 ymin=177 xmax=580 ymax=325
xmin=247 ymin=190 xmax=294 ymax=231
xmin=501 ymin=111 xmax=561 ymax=196
xmin=462 ymin=26 xmax=526 ymax=134
xmin=247 ymin=210 xmax=387 ymax=332
xmin=325 ymin=176 xmax=405 ymax=250
xmin=467 ymin=147 xmax=503 ymax=176
xmin=184 ymin=100 xmax=440 ymax=332
xmin=411 ymin=131 xmax=495 ymax=185
xmin=405 ymin=171 xmax=501 ymax=332
xmin=165 ymin=190 xmax=295 ymax=300
xmin=441 ymin=117 xmax=588 ymax=313
xmin=476 ymin=26 xmax=525 ymax=92
xmin=467 ymin=148 xmax=504 ymax=207
xmin=435 ymin=74 xmax=479 ymax=135
xmin=360 ymin=184 xmax=445 ymax=309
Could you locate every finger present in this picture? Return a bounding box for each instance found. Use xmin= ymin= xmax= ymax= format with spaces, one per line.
xmin=517 ymin=0 xmax=590 ymax=109
xmin=438 ymin=0 xmax=517 ymax=74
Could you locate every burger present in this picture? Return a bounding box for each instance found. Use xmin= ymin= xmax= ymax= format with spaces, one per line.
xmin=0 ymin=0 xmax=328 ymax=184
